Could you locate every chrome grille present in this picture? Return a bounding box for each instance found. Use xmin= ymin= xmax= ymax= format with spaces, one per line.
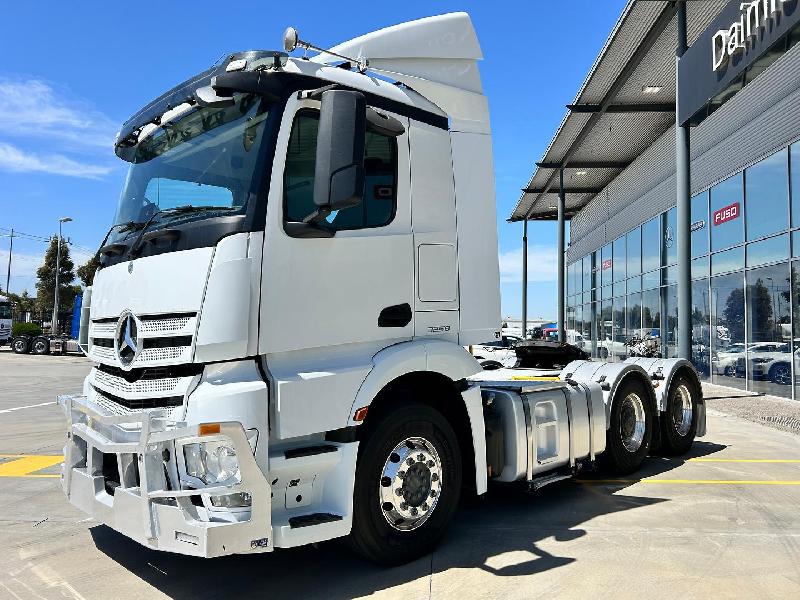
xmin=140 ymin=316 xmax=192 ymax=335
xmin=93 ymin=369 xmax=181 ymax=396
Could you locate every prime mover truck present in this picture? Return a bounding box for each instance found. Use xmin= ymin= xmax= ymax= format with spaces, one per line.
xmin=58 ymin=13 xmax=705 ymax=565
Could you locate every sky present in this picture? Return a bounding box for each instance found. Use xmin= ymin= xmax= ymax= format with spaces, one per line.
xmin=0 ymin=0 xmax=626 ymax=317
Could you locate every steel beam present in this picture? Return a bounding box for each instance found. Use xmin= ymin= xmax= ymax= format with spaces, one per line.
xmin=522 ymin=187 xmax=603 ymax=194
xmin=558 ymin=168 xmax=566 ymax=343
xmin=535 ymin=161 xmax=629 ymax=169
xmin=567 ymin=103 xmax=675 ymax=113
xmin=676 ymin=0 xmax=692 ymax=360
xmin=522 ymin=218 xmax=528 ymax=340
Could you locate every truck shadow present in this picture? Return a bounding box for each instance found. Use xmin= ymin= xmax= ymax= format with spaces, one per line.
xmin=90 ymin=441 xmax=726 ymax=599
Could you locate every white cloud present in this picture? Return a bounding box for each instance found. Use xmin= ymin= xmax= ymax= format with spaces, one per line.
xmin=0 ymin=247 xmax=95 ymax=295
xmin=499 ymin=245 xmax=558 ymax=283
xmin=0 ymin=142 xmax=112 ymax=179
xmin=0 ymin=77 xmax=117 ymax=148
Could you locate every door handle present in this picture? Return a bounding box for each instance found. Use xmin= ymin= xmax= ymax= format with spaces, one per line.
xmin=378 ymin=303 xmax=412 ymax=328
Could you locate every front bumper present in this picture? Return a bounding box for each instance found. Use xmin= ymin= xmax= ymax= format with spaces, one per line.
xmin=58 ymin=394 xmax=272 ymax=557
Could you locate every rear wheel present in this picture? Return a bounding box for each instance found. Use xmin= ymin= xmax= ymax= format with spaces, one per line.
xmin=31 ymin=336 xmax=50 ymax=355
xmin=660 ymin=372 xmax=699 ymax=455
xmin=347 ymin=401 xmax=461 ymax=565
xmin=11 ymin=336 xmax=30 ymax=354
xmin=600 ymin=377 xmax=654 ymax=475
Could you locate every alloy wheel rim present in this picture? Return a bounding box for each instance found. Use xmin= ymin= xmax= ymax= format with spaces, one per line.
xmin=672 ymin=384 xmax=693 ymax=437
xmin=378 ymin=436 xmax=442 ymax=531
xmin=620 ymin=392 xmax=646 ymax=453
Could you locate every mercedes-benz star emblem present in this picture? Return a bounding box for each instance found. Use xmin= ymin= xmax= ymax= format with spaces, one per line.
xmin=116 ymin=311 xmax=141 ymax=368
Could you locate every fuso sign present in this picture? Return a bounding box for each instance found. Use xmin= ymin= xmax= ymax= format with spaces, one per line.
xmin=713 ymin=202 xmax=740 ymax=226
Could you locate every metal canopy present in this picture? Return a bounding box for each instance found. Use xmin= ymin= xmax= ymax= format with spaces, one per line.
xmin=510 ymin=0 xmax=727 ymax=222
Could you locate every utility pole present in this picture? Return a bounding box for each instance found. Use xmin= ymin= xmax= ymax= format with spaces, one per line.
xmin=4 ymin=228 xmax=12 ymax=293
xmin=52 ymin=217 xmax=73 ymax=334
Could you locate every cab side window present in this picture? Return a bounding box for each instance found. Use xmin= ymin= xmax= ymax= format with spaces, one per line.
xmin=283 ymin=110 xmax=397 ymax=231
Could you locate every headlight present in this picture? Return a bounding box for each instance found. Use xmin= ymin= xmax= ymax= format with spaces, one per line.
xmin=183 ymin=440 xmax=241 ymax=485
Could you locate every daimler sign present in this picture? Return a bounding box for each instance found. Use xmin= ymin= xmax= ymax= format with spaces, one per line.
xmin=713 ymin=0 xmax=789 ymax=71
xmin=678 ymin=0 xmax=800 ymax=125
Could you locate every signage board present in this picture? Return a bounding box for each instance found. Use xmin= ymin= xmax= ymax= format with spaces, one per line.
xmin=691 ymin=219 xmax=707 ymax=232
xmin=678 ymin=0 xmax=800 ymax=125
xmin=601 ymin=259 xmax=613 ymax=270
xmin=713 ymin=202 xmax=740 ymax=225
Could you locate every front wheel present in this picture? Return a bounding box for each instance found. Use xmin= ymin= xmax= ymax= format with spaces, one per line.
xmin=12 ymin=337 xmax=30 ymax=354
xmin=347 ymin=401 xmax=462 ymax=565
xmin=660 ymin=372 xmax=700 ymax=455
xmin=600 ymin=377 xmax=655 ymax=475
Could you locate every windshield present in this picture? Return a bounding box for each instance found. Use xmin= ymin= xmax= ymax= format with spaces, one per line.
xmin=111 ymin=93 xmax=271 ymax=238
xmin=0 ymin=303 xmax=11 ymax=319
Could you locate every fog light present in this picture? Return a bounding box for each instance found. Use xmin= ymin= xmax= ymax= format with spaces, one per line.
xmin=209 ymin=492 xmax=252 ymax=508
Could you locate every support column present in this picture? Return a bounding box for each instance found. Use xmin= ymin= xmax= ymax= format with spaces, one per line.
xmin=676 ymin=0 xmax=692 ymax=360
xmin=522 ymin=218 xmax=528 ymax=339
xmin=558 ymin=168 xmax=566 ymax=343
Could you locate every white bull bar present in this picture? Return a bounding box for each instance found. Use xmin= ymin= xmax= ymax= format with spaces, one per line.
xmin=58 ymin=394 xmax=272 ymax=557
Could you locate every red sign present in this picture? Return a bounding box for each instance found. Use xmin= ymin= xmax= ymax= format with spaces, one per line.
xmin=601 ymin=259 xmax=612 ymax=270
xmin=713 ymin=202 xmax=740 ymax=226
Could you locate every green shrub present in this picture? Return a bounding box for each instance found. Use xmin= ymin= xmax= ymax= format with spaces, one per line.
xmin=12 ymin=322 xmax=42 ymax=337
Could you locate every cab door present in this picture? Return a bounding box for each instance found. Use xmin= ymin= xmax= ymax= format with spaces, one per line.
xmin=260 ymin=96 xmax=413 ymax=356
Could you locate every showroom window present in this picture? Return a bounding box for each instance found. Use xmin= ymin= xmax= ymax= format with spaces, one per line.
xmin=710 ymin=173 xmax=744 ymax=252
xmin=745 ymin=263 xmax=791 ymax=398
xmin=745 ymin=148 xmax=789 ymax=241
xmin=642 ymin=216 xmax=660 ymax=273
xmin=711 ymin=271 xmax=747 ymax=391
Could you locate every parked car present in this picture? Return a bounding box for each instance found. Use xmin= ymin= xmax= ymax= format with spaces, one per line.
xmin=470 ymin=334 xmax=522 ymax=368
xmin=735 ymin=342 xmax=793 ymax=384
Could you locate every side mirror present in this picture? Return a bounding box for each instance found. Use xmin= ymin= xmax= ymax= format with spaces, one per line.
xmin=308 ymin=89 xmax=366 ymax=223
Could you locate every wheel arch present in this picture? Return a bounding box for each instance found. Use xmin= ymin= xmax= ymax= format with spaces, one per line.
xmin=350 ymin=340 xmax=486 ymax=496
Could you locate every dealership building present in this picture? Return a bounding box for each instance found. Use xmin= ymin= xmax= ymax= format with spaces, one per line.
xmin=512 ymin=0 xmax=800 ymax=399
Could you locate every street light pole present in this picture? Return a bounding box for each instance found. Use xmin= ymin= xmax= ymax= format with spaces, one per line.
xmin=52 ymin=217 xmax=72 ymax=334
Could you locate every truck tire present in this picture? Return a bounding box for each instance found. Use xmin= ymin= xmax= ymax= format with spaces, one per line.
xmin=601 ymin=377 xmax=654 ymax=475
xmin=11 ymin=336 xmax=30 ymax=354
xmin=660 ymin=372 xmax=699 ymax=455
xmin=347 ymin=400 xmax=462 ymax=565
xmin=31 ymin=336 xmax=50 ymax=355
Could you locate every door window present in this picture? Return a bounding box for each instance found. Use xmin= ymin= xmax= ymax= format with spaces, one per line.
xmin=283 ymin=110 xmax=398 ymax=231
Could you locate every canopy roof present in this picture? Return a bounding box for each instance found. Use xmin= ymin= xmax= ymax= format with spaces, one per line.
xmin=510 ymin=0 xmax=727 ymax=222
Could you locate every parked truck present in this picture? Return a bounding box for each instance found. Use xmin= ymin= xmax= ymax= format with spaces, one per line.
xmin=58 ymin=13 xmax=705 ymax=565
xmin=0 ymin=295 xmax=11 ymax=345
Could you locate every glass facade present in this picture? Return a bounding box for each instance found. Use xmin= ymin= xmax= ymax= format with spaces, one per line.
xmin=567 ymin=144 xmax=800 ymax=399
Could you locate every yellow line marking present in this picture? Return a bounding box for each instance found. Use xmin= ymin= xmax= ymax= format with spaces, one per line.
xmin=688 ymin=458 xmax=800 ymax=463
xmin=511 ymin=376 xmax=561 ymax=381
xmin=578 ymin=479 xmax=800 ymax=485
xmin=0 ymin=455 xmax=63 ymax=477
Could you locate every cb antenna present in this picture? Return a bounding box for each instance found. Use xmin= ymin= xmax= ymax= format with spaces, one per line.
xmin=283 ymin=27 xmax=369 ymax=73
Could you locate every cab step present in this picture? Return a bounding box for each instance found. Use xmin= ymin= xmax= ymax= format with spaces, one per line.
xmin=529 ymin=471 xmax=573 ymax=491
xmin=284 ymin=444 xmax=338 ymax=459
xmin=289 ymin=513 xmax=343 ymax=529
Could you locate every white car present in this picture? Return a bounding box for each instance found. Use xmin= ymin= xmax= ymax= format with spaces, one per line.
xmin=470 ymin=335 xmax=522 ymax=368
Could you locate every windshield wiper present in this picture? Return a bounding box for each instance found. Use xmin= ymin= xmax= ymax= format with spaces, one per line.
xmin=97 ymin=220 xmax=147 ymax=258
xmin=129 ymin=205 xmax=234 ymax=256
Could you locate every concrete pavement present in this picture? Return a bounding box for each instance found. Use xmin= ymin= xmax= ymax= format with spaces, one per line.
xmin=1 ymin=347 xmax=800 ymax=599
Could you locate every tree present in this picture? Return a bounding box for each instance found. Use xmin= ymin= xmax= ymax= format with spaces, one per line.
xmin=722 ymin=287 xmax=745 ymax=343
xmin=77 ymin=254 xmax=101 ymax=287
xmin=35 ymin=236 xmax=77 ymax=319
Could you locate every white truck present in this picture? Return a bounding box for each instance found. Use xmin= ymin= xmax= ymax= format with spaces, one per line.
xmin=58 ymin=13 xmax=705 ymax=565
xmin=0 ymin=294 xmax=11 ymax=345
